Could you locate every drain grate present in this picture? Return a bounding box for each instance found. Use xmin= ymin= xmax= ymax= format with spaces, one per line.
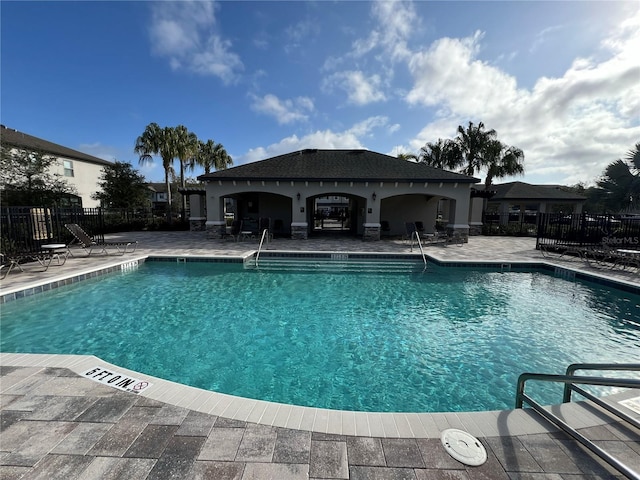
xmin=441 ymin=429 xmax=487 ymax=466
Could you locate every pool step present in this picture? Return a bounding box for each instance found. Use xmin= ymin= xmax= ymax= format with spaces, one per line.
xmin=244 ymin=257 xmax=427 ymax=272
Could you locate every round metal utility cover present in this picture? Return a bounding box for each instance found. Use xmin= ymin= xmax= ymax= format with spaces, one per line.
xmin=440 ymin=429 xmax=487 ymax=466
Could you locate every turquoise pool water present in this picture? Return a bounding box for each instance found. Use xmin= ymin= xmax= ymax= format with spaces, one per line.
xmin=1 ymin=261 xmax=639 ymax=412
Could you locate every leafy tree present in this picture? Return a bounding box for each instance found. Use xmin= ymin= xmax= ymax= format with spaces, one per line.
xmin=135 ymin=123 xmax=178 ymax=222
xmin=197 ymin=139 xmax=233 ymax=174
xmin=91 ymin=161 xmax=149 ymax=209
xmin=418 ymin=138 xmax=460 ymax=169
xmin=0 ymin=142 xmax=77 ymax=206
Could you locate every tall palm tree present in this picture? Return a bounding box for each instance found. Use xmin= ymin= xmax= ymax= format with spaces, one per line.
xmin=455 ymin=121 xmax=497 ymax=176
xmin=197 ymin=139 xmax=233 ymax=174
xmin=482 ymin=140 xmax=525 ymax=190
xmin=173 ymin=125 xmax=200 ymax=220
xmin=135 ymin=123 xmax=177 ymax=222
xmin=418 ymin=138 xmax=460 ymax=169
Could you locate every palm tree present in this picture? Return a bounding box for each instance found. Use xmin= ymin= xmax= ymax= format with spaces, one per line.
xmin=396 ymin=152 xmax=418 ymax=162
xmin=173 ymin=125 xmax=200 ymax=220
xmin=418 ymin=138 xmax=460 ymax=169
xmin=597 ymin=143 xmax=640 ymax=212
xmin=197 ymin=139 xmax=233 ymax=174
xmin=482 ymin=140 xmax=525 ymax=190
xmin=626 ymin=142 xmax=640 ymax=171
xmin=455 ymin=121 xmax=497 ymax=176
xmin=135 ymin=123 xmax=177 ymax=222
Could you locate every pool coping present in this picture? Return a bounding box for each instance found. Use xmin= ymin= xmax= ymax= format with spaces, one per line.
xmin=2 ymin=352 xmax=638 ymax=439
xmin=2 ymin=251 xmax=639 ymax=439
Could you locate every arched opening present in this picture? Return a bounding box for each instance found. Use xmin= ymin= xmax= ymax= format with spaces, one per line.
xmin=308 ymin=193 xmax=364 ymax=237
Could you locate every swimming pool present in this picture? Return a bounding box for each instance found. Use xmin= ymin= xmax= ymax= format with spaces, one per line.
xmin=1 ymin=260 xmax=639 ymax=412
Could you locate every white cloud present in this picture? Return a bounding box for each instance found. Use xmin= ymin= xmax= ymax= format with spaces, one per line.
xmin=235 ymin=116 xmax=390 ymax=165
xmin=322 ymin=71 xmax=387 ymax=105
xmin=529 ymin=25 xmax=563 ymax=54
xmin=349 ymin=1 xmax=415 ymax=61
xmin=148 ymin=1 xmax=243 ymax=84
xmin=250 ymin=94 xmax=315 ymax=125
xmin=403 ymin=9 xmax=640 ymax=186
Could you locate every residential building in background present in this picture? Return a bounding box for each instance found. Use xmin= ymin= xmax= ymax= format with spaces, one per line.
xmin=1 ymin=125 xmax=112 ymax=208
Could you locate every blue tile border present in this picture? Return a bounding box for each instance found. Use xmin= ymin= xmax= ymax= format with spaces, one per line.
xmin=0 ymin=259 xmax=147 ymax=304
xmin=2 ymin=253 xmax=638 ymax=303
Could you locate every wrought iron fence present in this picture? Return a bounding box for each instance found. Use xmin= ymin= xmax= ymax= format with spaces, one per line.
xmin=1 ymin=207 xmax=105 ymax=254
xmin=536 ymin=213 xmax=640 ymax=250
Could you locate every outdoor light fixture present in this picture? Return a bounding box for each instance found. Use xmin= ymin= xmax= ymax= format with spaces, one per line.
xmin=372 ymin=192 xmax=377 ymax=201
xmin=296 ymin=192 xmax=301 ymax=201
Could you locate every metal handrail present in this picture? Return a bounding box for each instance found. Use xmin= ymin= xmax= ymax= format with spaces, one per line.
xmin=564 ymin=363 xmax=640 ymax=402
xmin=516 ymin=366 xmax=640 ymax=479
xmin=410 ymin=231 xmax=427 ymax=266
xmin=255 ymin=228 xmax=269 ymax=267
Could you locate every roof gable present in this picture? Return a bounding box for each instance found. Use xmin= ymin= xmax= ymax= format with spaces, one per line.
xmin=198 ymin=149 xmax=479 ymax=183
xmin=1 ymin=125 xmax=112 ymax=166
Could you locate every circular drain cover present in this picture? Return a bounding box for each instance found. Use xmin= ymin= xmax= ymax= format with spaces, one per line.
xmin=441 ymin=429 xmax=487 ymax=466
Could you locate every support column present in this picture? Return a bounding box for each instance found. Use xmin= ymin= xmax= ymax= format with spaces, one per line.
xmin=205 ymin=194 xmax=226 ymax=239
xmin=291 ymin=222 xmax=308 ymax=239
xmin=188 ymin=193 xmax=206 ymax=231
xmin=363 ymin=223 xmax=381 ymax=241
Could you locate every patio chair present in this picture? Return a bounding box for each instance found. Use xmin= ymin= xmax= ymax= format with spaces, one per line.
xmin=64 ymin=224 xmax=137 ymax=256
xmin=404 ymin=222 xmax=417 ymax=243
xmin=224 ymin=220 xmax=243 ymax=241
xmin=258 ymin=217 xmax=273 ymax=241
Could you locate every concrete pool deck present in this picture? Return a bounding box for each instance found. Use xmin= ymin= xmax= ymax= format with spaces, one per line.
xmin=1 ymin=232 xmax=639 ymax=479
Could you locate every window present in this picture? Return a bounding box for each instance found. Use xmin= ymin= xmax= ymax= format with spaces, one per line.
xmin=63 ymin=160 xmax=74 ymax=177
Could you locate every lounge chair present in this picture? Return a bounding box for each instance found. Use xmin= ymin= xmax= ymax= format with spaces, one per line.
xmin=65 ymin=224 xmax=137 ymax=256
xmin=1 ymin=252 xmax=24 ymax=279
xmin=1 ymin=244 xmax=69 ymax=279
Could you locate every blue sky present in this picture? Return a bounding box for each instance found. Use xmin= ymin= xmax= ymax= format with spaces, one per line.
xmin=2 ymin=1 xmax=638 ymax=186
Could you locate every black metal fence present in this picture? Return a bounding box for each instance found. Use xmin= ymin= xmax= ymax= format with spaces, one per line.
xmin=536 ymin=213 xmax=640 ymax=250
xmin=1 ymin=207 xmax=105 ymax=254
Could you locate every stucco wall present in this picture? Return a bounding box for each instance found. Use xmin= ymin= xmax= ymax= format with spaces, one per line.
xmin=49 ymin=157 xmax=106 ymax=208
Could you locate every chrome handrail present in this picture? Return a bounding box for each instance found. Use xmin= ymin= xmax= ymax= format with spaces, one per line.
xmin=516 ymin=365 xmax=640 ymax=479
xmin=255 ymin=228 xmax=270 ymax=267
xmin=564 ymin=363 xmax=640 ymax=402
xmin=410 ymin=231 xmax=427 ymax=266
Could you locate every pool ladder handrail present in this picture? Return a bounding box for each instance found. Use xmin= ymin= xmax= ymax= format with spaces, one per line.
xmin=255 ymin=228 xmax=270 ymax=267
xmin=516 ymin=363 xmax=640 ymax=480
xmin=409 ymin=230 xmax=427 ymax=267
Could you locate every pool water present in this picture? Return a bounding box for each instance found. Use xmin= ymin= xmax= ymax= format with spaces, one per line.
xmin=1 ymin=262 xmax=639 ymax=412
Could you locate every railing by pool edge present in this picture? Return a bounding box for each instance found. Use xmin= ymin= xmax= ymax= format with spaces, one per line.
xmin=516 ymin=363 xmax=640 ymax=480
xmin=409 ymin=230 xmax=427 ymax=267
xmin=255 ymin=228 xmax=270 ymax=267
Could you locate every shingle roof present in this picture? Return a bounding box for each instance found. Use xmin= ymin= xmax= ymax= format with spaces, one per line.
xmin=198 ymin=149 xmax=479 ymax=183
xmin=0 ymin=125 xmax=112 ymax=166
xmin=490 ymin=181 xmax=586 ymax=201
